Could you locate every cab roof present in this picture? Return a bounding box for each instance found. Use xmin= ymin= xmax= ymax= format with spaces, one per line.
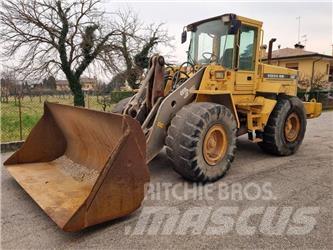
xmin=186 ymin=13 xmax=263 ymax=30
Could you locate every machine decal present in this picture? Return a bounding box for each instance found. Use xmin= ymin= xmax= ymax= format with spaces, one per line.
xmin=263 ymin=73 xmax=297 ymax=79
xmin=157 ymin=121 xmax=165 ymax=128
xmin=180 ymin=87 xmax=190 ymax=98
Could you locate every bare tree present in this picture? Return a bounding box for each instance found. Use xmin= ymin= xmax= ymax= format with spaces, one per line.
xmin=311 ymin=73 xmax=330 ymax=91
xmin=298 ymin=72 xmax=329 ymax=92
xmin=0 ymin=69 xmax=22 ymax=103
xmin=102 ymin=9 xmax=173 ymax=89
xmin=1 ymin=70 xmax=16 ymax=103
xmin=0 ymin=0 xmax=121 ymax=106
xmin=42 ymin=76 xmax=57 ymax=90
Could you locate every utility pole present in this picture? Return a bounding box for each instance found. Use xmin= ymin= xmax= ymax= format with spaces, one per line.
xmin=302 ymin=34 xmax=307 ymax=46
xmin=296 ymin=16 xmax=301 ymax=44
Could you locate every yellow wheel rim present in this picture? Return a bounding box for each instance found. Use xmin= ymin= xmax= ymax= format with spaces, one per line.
xmin=203 ymin=124 xmax=228 ymax=166
xmin=284 ymin=112 xmax=301 ymax=142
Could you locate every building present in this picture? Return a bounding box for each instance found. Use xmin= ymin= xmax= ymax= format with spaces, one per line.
xmin=81 ymin=77 xmax=97 ymax=91
xmin=55 ymin=80 xmax=70 ymax=91
xmin=262 ymin=47 xmax=333 ymax=89
xmin=55 ymin=77 xmax=97 ymax=91
xmin=0 ymin=79 xmax=24 ymax=96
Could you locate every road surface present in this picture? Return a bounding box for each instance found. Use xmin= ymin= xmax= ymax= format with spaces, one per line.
xmin=1 ymin=112 xmax=332 ymax=249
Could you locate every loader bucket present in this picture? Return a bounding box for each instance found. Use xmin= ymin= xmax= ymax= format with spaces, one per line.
xmin=4 ymin=102 xmax=149 ymax=232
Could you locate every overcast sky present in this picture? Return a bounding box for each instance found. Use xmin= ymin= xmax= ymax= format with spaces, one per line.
xmin=103 ymin=0 xmax=332 ymax=63
xmin=0 ymin=1 xmax=331 ymax=80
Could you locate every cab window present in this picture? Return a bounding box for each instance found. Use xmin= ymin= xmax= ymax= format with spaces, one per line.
xmin=219 ymin=35 xmax=235 ymax=69
xmin=238 ymin=25 xmax=257 ymax=71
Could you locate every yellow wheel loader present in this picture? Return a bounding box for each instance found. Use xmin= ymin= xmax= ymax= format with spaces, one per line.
xmin=4 ymin=13 xmax=322 ymax=231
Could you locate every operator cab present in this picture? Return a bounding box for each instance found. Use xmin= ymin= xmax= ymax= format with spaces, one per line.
xmin=182 ymin=13 xmax=262 ymax=72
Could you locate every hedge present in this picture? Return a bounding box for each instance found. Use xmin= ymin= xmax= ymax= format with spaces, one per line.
xmin=110 ymin=91 xmax=135 ymax=103
xmin=297 ymin=90 xmax=333 ymax=110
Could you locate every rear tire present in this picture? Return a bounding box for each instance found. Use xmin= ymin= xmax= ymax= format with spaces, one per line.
xmin=165 ymin=102 xmax=237 ymax=182
xmin=258 ymin=96 xmax=306 ymax=156
xmin=112 ymin=97 xmax=132 ymax=114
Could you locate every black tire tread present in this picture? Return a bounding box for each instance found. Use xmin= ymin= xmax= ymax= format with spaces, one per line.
xmin=165 ymin=102 xmax=237 ymax=182
xmin=258 ymin=96 xmax=306 ymax=156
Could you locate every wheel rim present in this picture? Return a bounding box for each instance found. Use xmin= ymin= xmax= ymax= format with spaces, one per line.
xmin=284 ymin=112 xmax=301 ymax=142
xmin=203 ymin=124 xmax=228 ymax=166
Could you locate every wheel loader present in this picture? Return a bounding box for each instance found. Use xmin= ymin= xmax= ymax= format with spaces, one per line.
xmin=4 ymin=13 xmax=322 ymax=232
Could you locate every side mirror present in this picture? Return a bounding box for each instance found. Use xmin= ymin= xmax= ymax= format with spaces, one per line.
xmin=181 ymin=30 xmax=187 ymax=44
xmin=228 ymin=19 xmax=241 ymax=35
xmin=260 ymin=45 xmax=267 ymax=50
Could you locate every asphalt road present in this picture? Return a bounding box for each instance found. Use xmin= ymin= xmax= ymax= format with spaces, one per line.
xmin=1 ymin=112 xmax=332 ymax=249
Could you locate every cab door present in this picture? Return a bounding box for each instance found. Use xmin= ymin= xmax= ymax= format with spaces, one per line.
xmin=235 ymin=25 xmax=258 ymax=93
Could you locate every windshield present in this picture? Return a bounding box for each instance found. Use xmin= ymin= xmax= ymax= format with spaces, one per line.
xmin=188 ymin=19 xmax=235 ymax=68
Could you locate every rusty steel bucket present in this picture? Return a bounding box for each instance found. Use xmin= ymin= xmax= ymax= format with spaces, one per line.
xmin=4 ymin=102 xmax=149 ymax=232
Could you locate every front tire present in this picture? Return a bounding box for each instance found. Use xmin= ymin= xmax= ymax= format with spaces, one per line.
xmin=258 ymin=97 xmax=307 ymax=156
xmin=165 ymin=102 xmax=237 ymax=182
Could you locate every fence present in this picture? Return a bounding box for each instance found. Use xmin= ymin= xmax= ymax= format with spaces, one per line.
xmin=1 ymin=90 xmax=332 ymax=143
xmin=0 ymin=91 xmax=134 ymax=143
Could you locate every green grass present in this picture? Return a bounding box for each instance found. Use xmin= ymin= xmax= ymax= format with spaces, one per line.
xmin=1 ymin=95 xmax=114 ymax=142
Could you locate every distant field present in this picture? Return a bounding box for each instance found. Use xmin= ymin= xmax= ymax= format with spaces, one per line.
xmin=1 ymin=95 xmax=114 ymax=142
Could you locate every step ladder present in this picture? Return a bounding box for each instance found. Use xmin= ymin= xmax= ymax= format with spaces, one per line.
xmin=237 ymin=102 xmax=264 ymax=142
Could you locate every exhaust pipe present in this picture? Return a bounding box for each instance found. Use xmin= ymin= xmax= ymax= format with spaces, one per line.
xmin=267 ymin=38 xmax=276 ymax=65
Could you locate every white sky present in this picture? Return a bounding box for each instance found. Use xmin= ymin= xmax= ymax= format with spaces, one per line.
xmin=103 ymin=0 xmax=332 ymax=63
